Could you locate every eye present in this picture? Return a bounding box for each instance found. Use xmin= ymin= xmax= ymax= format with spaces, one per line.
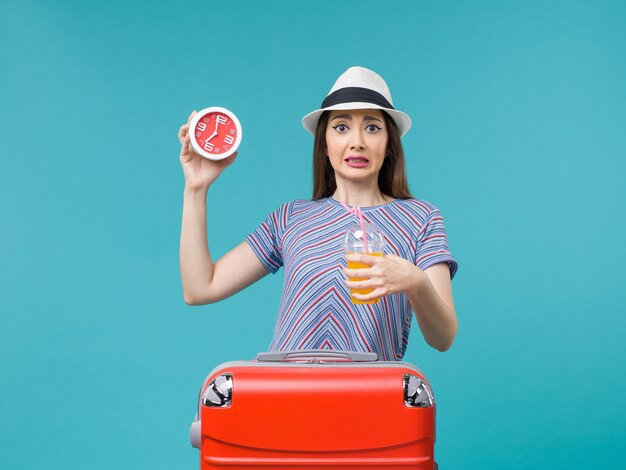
xmin=333 ymin=124 xmax=349 ymax=133
xmin=366 ymin=124 xmax=382 ymax=133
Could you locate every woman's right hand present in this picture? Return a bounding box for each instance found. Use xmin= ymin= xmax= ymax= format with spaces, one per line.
xmin=178 ymin=110 xmax=237 ymax=191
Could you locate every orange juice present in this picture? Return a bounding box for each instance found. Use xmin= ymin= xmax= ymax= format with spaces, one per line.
xmin=346 ymin=252 xmax=382 ymax=304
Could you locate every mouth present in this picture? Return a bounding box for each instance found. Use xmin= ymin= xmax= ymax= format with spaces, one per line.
xmin=344 ymin=155 xmax=369 ymax=168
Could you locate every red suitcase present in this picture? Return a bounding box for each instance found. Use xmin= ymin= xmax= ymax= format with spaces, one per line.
xmin=190 ymin=350 xmax=437 ymax=469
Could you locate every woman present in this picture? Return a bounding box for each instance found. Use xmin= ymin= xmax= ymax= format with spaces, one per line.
xmin=178 ymin=67 xmax=458 ymax=360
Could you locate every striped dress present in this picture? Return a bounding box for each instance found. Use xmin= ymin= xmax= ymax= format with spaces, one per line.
xmin=245 ymin=197 xmax=458 ymax=361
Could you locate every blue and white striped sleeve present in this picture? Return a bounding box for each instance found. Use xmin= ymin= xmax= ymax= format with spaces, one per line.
xmin=245 ymin=204 xmax=287 ymax=274
xmin=414 ymin=208 xmax=458 ymax=279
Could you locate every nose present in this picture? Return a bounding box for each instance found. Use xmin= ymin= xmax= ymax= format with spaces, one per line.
xmin=350 ymin=129 xmax=365 ymax=150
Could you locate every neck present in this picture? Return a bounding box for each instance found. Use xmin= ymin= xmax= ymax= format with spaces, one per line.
xmin=332 ymin=180 xmax=393 ymax=207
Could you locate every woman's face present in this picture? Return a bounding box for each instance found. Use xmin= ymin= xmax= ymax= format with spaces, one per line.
xmin=325 ymin=109 xmax=388 ymax=185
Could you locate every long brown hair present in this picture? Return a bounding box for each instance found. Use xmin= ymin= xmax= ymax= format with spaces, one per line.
xmin=311 ymin=111 xmax=413 ymax=200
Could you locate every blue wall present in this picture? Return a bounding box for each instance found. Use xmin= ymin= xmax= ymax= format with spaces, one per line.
xmin=1 ymin=1 xmax=625 ymax=468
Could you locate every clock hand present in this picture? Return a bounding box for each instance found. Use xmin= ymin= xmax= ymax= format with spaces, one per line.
xmin=206 ymin=131 xmax=218 ymax=142
xmin=214 ymin=119 xmax=220 ymax=136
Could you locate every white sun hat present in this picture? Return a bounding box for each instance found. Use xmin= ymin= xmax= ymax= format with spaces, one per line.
xmin=302 ymin=66 xmax=412 ymax=138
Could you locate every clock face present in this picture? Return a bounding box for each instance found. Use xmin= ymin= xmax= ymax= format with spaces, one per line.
xmin=190 ymin=107 xmax=242 ymax=160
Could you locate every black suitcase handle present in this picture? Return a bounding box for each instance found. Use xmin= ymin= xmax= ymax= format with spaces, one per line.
xmin=256 ymin=349 xmax=378 ymax=363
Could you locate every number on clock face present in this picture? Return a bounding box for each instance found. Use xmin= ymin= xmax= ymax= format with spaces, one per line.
xmin=194 ymin=112 xmax=238 ymax=155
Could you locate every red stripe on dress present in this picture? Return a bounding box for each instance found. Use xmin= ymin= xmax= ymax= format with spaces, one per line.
xmin=291 ymin=201 xmax=318 ymax=217
xmin=335 ymin=289 xmax=372 ymax=352
xmin=292 ymin=232 xmax=344 ymax=260
xmin=284 ymin=249 xmax=342 ymax=293
xmin=422 ymin=233 xmax=446 ymax=242
xmin=415 ymin=200 xmax=432 ymax=214
xmin=419 ymin=216 xmax=443 ymax=236
xmin=396 ymin=204 xmax=423 ymax=230
xmin=358 ymin=212 xmax=400 ymax=255
xmin=248 ymin=234 xmax=280 ymax=269
xmin=297 ymin=312 xmax=351 ymax=349
xmin=279 ymin=287 xmax=336 ymax=350
xmin=382 ymin=295 xmax=397 ymax=358
xmin=416 ymin=249 xmax=449 ymax=265
xmin=277 ymin=265 xmax=339 ymax=331
xmin=282 ymin=206 xmax=335 ymax=245
xmin=381 ymin=208 xmax=416 ymax=251
xmin=366 ymin=303 xmax=385 ymax=353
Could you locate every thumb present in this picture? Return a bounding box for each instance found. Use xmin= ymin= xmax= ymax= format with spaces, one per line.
xmin=180 ymin=135 xmax=193 ymax=162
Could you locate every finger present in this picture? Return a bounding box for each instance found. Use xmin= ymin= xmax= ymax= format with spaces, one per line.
xmin=345 ymin=278 xmax=378 ymax=290
xmin=343 ymin=267 xmax=375 ymax=278
xmin=183 ymin=134 xmax=191 ymax=156
xmin=352 ymin=288 xmax=386 ymax=302
xmin=180 ymin=144 xmax=190 ymax=163
xmin=178 ymin=123 xmax=190 ymax=143
xmin=188 ymin=110 xmax=197 ymax=123
xmin=345 ymin=253 xmax=383 ymax=265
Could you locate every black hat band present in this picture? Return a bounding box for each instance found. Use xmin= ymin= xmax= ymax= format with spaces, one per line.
xmin=321 ymin=87 xmax=394 ymax=109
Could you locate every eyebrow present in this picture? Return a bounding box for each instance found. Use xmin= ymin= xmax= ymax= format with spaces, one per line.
xmin=330 ymin=114 xmax=384 ymax=123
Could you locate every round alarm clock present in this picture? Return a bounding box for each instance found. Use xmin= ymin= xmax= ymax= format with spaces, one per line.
xmin=189 ymin=107 xmax=242 ymax=160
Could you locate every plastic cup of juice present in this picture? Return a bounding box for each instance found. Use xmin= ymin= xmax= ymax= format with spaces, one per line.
xmin=343 ymin=222 xmax=385 ymax=304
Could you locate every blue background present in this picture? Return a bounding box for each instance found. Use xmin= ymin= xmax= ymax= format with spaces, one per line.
xmin=1 ymin=1 xmax=625 ymax=468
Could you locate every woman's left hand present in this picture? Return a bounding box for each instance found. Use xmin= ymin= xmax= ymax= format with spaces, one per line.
xmin=343 ymin=253 xmax=425 ymax=302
